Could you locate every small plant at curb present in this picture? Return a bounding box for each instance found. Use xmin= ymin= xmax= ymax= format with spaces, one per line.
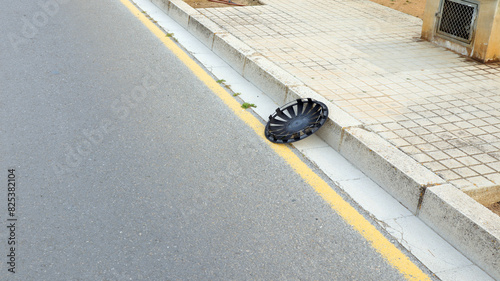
xmin=241 ymin=103 xmax=256 ymax=109
xmin=233 ymin=92 xmax=241 ymax=97
xmin=165 ymin=33 xmax=178 ymax=42
xmin=216 ymin=79 xmax=226 ymax=84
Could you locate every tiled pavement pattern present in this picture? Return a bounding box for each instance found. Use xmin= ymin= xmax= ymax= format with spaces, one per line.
xmin=198 ymin=0 xmax=500 ymax=197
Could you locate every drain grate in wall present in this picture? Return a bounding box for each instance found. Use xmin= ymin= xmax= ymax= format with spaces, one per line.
xmin=437 ymin=0 xmax=478 ymax=44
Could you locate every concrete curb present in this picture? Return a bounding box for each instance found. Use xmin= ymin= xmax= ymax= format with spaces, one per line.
xmin=339 ymin=127 xmax=446 ymax=213
xmin=420 ymin=184 xmax=500 ymax=278
xmin=150 ymin=0 xmax=500 ymax=278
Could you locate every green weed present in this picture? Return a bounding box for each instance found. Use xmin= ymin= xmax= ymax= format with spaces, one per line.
xmin=241 ymin=103 xmax=256 ymax=109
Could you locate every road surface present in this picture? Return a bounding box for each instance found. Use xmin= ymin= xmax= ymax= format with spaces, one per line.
xmin=0 ymin=0 xmax=434 ymax=280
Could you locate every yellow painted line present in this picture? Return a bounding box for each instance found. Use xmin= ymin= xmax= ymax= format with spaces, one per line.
xmin=119 ymin=1 xmax=431 ymax=280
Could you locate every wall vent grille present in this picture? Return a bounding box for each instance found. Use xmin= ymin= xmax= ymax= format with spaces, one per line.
xmin=437 ymin=0 xmax=478 ymax=44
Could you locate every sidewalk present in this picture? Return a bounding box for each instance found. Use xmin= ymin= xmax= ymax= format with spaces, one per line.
xmin=199 ymin=0 xmax=500 ymax=206
xmin=150 ymin=0 xmax=500 ymax=278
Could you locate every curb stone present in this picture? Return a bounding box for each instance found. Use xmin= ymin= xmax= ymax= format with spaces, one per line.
xmin=187 ymin=14 xmax=226 ymax=48
xmin=167 ymin=0 xmax=200 ymax=28
xmin=419 ymin=184 xmax=500 ymax=278
xmin=339 ymin=127 xmax=446 ymax=213
xmin=212 ymin=33 xmax=258 ymax=75
xmin=149 ymin=0 xmax=500 ymax=278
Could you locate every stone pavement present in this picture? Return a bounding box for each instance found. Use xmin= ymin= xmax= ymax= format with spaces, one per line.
xmin=197 ymin=0 xmax=500 ymax=207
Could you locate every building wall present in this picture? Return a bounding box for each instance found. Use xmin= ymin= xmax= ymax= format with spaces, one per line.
xmin=421 ymin=0 xmax=500 ymax=63
xmin=485 ymin=3 xmax=500 ymax=62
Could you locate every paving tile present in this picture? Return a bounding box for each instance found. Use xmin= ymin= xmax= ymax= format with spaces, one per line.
xmin=467 ymin=127 xmax=487 ymax=136
xmin=443 ymin=148 xmax=467 ymax=158
xmin=487 ymin=161 xmax=500 ymax=171
xmin=389 ymin=137 xmax=411 ymax=147
xmin=426 ymin=125 xmax=446 ymax=133
xmin=441 ymin=123 xmax=461 ymax=131
xmin=454 ymin=121 xmax=475 ymax=129
xmin=485 ymin=173 xmax=500 ymax=184
xmin=428 ymin=151 xmax=449 ymax=161
xmin=440 ymin=159 xmax=464 ymax=169
xmin=437 ymin=131 xmax=457 ymax=141
xmin=491 ymin=151 xmax=500 ymax=160
xmin=452 ymin=130 xmax=473 ymax=139
xmin=456 ymin=156 xmax=481 ymax=166
xmin=479 ymin=144 xmax=498 ymax=153
xmin=467 ymin=176 xmax=495 ymax=187
xmin=415 ymin=143 xmax=438 ymax=153
xmin=394 ymin=128 xmax=415 ymax=138
xmin=450 ymin=179 xmax=473 ymax=189
xmin=473 ymin=154 xmax=498 ymax=163
xmin=470 ymin=165 xmax=496 ymax=175
xmin=484 ymin=117 xmax=500 ymax=125
xmin=405 ymin=136 xmax=427 ymax=146
xmin=436 ymin=169 xmax=461 ymax=181
xmin=460 ymin=146 xmax=484 ymax=155
xmin=399 ymin=145 xmax=422 ymax=155
xmin=453 ymin=167 xmax=479 ymax=178
xmin=481 ymin=126 xmax=500 ymax=134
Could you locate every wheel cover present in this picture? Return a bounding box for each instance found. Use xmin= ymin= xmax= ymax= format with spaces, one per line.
xmin=265 ymin=98 xmax=329 ymax=143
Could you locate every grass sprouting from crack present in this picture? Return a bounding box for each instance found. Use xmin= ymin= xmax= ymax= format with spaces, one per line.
xmin=165 ymin=33 xmax=178 ymax=42
xmin=241 ymin=103 xmax=256 ymax=109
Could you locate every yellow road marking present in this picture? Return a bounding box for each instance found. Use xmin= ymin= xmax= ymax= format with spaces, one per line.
xmin=119 ymin=1 xmax=431 ymax=280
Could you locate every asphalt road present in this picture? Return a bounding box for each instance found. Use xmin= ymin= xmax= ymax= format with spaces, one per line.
xmin=1 ymin=0 xmax=430 ymax=280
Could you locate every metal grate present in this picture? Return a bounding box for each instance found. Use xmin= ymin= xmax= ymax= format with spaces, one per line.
xmin=437 ymin=0 xmax=478 ymax=43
